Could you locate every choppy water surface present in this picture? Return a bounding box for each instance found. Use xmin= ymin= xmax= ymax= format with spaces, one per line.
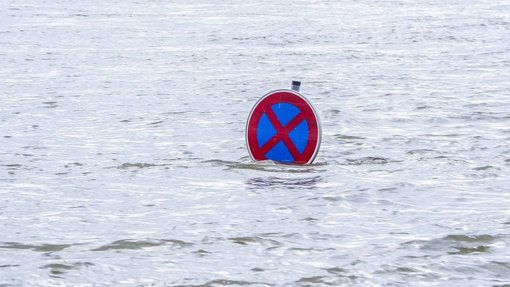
xmin=1 ymin=0 xmax=510 ymax=286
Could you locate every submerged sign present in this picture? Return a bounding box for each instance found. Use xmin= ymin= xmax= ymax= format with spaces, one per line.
xmin=246 ymin=83 xmax=321 ymax=165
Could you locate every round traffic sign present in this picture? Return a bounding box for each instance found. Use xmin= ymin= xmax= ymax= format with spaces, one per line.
xmin=246 ymin=89 xmax=321 ymax=165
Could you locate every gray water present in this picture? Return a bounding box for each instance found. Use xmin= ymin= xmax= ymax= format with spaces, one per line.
xmin=1 ymin=0 xmax=510 ymax=286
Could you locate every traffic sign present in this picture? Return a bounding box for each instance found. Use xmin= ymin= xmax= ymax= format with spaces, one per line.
xmin=246 ymin=87 xmax=321 ymax=165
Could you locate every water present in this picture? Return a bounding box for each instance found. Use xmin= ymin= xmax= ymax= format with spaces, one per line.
xmin=1 ymin=0 xmax=509 ymax=286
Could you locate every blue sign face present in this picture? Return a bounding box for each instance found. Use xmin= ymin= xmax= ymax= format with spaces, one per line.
xmin=246 ymin=90 xmax=321 ymax=165
xmin=256 ymin=103 xmax=309 ymax=163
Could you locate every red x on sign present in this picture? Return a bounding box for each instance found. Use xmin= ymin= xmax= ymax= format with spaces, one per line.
xmin=257 ymin=107 xmax=307 ymax=157
xmin=246 ymin=90 xmax=321 ymax=164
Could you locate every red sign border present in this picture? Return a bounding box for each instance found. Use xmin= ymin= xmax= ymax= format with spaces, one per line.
xmin=245 ymin=89 xmax=322 ymax=165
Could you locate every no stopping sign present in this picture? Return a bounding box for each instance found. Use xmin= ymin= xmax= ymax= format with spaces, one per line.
xmin=246 ymin=89 xmax=321 ymax=165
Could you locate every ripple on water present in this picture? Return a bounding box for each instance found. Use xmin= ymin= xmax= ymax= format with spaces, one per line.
xmin=173 ymin=279 xmax=273 ymax=287
xmin=472 ymin=165 xmax=497 ymax=171
xmin=402 ymin=234 xmax=497 ymax=255
xmin=203 ymin=159 xmax=327 ymax=173
xmin=114 ymin=162 xmax=173 ymax=170
xmin=91 ymin=239 xmax=192 ymax=251
xmin=294 ymin=273 xmax=364 ymax=287
xmin=228 ymin=236 xmax=281 ymax=247
xmin=0 ymin=242 xmax=72 ymax=253
xmin=41 ymin=262 xmax=94 ymax=279
xmin=341 ymin=156 xmax=400 ymax=165
xmin=333 ymin=134 xmax=366 ymax=144
xmin=41 ymin=101 xmax=58 ymax=108
xmin=246 ymin=176 xmax=322 ymax=190
xmin=406 ymin=149 xmax=437 ymax=155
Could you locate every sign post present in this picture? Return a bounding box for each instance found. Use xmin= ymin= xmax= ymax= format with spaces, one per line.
xmin=246 ymin=81 xmax=321 ymax=165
